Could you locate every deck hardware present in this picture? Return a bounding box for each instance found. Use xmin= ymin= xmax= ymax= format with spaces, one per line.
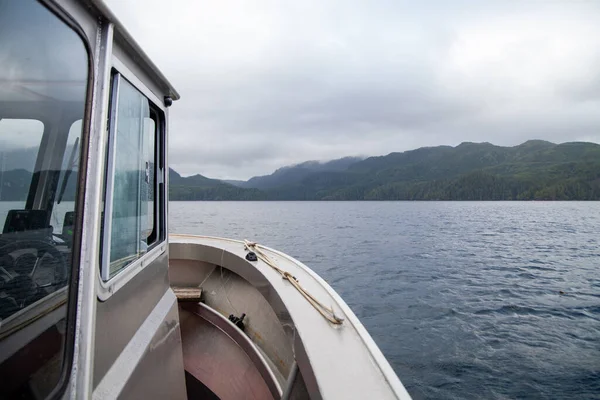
xmin=245 ymin=252 xmax=258 ymax=262
xmin=228 ymin=313 xmax=246 ymax=332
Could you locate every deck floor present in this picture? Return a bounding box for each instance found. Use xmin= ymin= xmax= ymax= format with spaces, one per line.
xmin=179 ymin=307 xmax=274 ymax=400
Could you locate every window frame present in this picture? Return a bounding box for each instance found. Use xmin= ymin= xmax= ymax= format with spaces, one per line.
xmin=98 ymin=58 xmax=166 ymax=297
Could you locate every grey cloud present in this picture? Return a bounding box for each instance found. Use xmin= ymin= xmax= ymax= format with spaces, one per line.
xmin=107 ymin=0 xmax=600 ymax=179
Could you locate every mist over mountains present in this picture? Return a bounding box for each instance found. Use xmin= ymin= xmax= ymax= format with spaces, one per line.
xmin=168 ymin=140 xmax=600 ymax=201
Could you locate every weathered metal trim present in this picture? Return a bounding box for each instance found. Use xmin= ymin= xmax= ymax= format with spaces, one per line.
xmin=91 ymin=289 xmax=177 ymax=399
xmin=71 ymin=17 xmax=114 ymax=400
xmin=99 ymin=72 xmax=120 ymax=282
xmin=111 ymin=56 xmax=166 ymax=112
xmin=281 ymin=361 xmax=299 ymax=400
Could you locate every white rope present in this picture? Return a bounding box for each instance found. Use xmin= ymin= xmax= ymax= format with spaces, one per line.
xmin=244 ymin=240 xmax=344 ymax=325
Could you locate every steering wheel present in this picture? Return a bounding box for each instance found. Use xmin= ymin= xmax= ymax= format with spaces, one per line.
xmin=0 ymin=239 xmax=68 ymax=312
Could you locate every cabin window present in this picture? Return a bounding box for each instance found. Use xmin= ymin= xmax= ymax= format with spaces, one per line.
xmin=101 ymin=75 xmax=162 ymax=280
xmin=0 ymin=0 xmax=89 ymax=398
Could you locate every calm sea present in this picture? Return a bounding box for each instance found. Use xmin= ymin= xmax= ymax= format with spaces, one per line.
xmin=170 ymin=201 xmax=600 ymax=399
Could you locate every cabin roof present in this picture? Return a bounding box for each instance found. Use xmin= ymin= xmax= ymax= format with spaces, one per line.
xmin=89 ymin=0 xmax=181 ymax=101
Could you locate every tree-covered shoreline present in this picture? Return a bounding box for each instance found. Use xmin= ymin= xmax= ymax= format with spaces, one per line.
xmin=168 ymin=140 xmax=600 ymax=201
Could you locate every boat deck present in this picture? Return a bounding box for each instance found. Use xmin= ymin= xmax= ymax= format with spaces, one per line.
xmin=169 ymin=234 xmax=410 ymax=400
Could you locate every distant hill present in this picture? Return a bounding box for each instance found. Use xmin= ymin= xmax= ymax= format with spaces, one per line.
xmin=174 ymin=140 xmax=600 ymax=200
xmin=169 ymin=169 xmax=265 ymax=200
xmin=226 ymin=157 xmax=363 ymax=189
xmin=221 ymin=179 xmax=247 ymax=186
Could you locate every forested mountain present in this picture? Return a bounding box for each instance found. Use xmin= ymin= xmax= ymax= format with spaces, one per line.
xmin=169 ymin=141 xmax=600 ymax=200
xmin=226 ymin=157 xmax=363 ymax=189
xmin=169 ymin=169 xmax=265 ymax=200
xmin=1 ymin=141 xmax=598 ymax=201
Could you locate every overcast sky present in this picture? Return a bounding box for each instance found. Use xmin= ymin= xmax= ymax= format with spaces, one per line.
xmin=105 ymin=0 xmax=600 ymax=180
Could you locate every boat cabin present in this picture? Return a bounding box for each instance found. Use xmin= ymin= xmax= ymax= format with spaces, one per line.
xmin=0 ymin=0 xmax=180 ymax=397
xmin=0 ymin=1 xmax=410 ymax=399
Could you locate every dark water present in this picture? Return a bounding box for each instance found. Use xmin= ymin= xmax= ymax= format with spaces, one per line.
xmin=170 ymin=201 xmax=600 ymax=399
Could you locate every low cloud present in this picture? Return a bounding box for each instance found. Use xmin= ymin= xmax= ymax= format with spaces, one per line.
xmin=107 ymin=0 xmax=600 ymax=179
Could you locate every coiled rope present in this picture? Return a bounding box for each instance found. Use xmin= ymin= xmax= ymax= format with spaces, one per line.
xmin=244 ymin=240 xmax=344 ymax=325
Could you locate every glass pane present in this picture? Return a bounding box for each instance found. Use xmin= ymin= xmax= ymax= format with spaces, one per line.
xmin=143 ymin=117 xmax=155 ymax=240
xmin=107 ymin=79 xmax=156 ymax=278
xmin=0 ymin=0 xmax=88 ymax=398
xmin=50 ymin=119 xmax=81 ymax=243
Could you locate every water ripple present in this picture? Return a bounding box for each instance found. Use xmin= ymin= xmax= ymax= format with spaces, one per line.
xmin=170 ymin=201 xmax=600 ymax=399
